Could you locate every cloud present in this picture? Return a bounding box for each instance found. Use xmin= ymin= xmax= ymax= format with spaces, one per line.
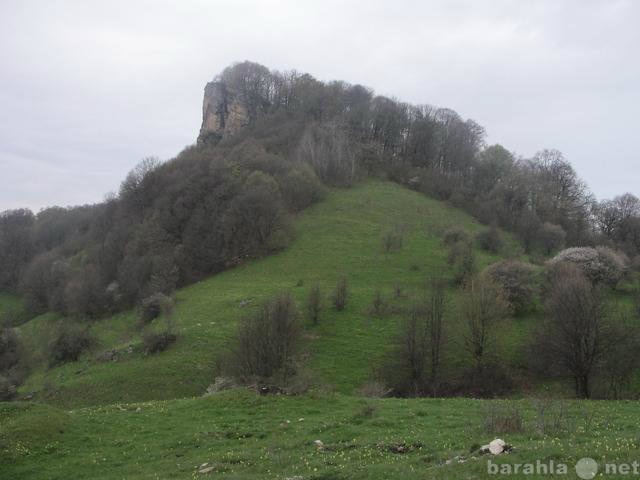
xmin=0 ymin=0 xmax=638 ymax=210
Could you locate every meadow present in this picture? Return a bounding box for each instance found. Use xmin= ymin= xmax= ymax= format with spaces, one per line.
xmin=2 ymin=180 xmax=638 ymax=479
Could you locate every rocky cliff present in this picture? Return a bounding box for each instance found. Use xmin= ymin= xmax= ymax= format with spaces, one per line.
xmin=197 ymin=80 xmax=250 ymax=143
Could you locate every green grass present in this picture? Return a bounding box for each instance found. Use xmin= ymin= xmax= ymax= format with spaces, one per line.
xmin=0 ymin=291 xmax=25 ymax=326
xmin=3 ymin=180 xmax=640 ymax=479
xmin=3 ymin=390 xmax=640 ymax=479
xmin=15 ymin=181 xmax=513 ymax=407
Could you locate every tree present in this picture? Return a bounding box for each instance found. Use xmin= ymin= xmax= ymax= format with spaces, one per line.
xmin=461 ymin=277 xmax=510 ymax=369
xmin=536 ymin=222 xmax=566 ymax=255
xmin=382 ymin=278 xmax=446 ymax=397
xmin=476 ymin=226 xmax=503 ymax=253
xmin=549 ymin=247 xmax=627 ymax=287
xmin=425 ymin=277 xmax=446 ymax=393
xmin=483 ymin=260 xmax=536 ymax=314
xmin=297 ymin=121 xmax=356 ymax=186
xmin=222 ymin=185 xmax=290 ymax=261
xmin=535 ymin=264 xmax=615 ymax=398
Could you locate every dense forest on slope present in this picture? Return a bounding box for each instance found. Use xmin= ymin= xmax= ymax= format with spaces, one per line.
xmin=1 ymin=61 xmax=638 ymax=323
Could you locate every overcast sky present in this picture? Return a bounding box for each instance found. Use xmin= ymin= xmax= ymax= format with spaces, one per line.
xmin=1 ymin=0 xmax=638 ymax=211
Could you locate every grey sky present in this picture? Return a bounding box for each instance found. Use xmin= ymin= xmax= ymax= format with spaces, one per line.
xmin=1 ymin=0 xmax=638 ymax=211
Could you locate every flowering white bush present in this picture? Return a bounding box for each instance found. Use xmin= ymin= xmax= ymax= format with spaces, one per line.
xmin=549 ymin=246 xmax=627 ymax=286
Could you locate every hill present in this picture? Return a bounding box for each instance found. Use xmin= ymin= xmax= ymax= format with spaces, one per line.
xmin=11 ymin=180 xmax=520 ymax=408
xmin=2 ymin=60 xmax=639 ymax=479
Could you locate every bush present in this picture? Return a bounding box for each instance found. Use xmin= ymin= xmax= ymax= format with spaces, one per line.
xmin=459 ymin=362 xmax=514 ymax=398
xmin=442 ymin=227 xmax=470 ymax=247
xmin=483 ymin=260 xmax=536 ymax=314
xmin=476 ymin=226 xmax=504 ymax=253
xmin=142 ymin=331 xmax=177 ymax=354
xmin=549 ymin=246 xmax=627 ymax=287
xmin=449 ymin=240 xmax=476 ymax=285
xmin=332 ymin=276 xmax=349 ymax=311
xmin=307 ymin=283 xmax=322 ymax=325
xmin=0 ymin=327 xmax=21 ymax=373
xmin=382 ymin=228 xmax=404 ymax=253
xmin=357 ymin=381 xmax=391 ymax=398
xmin=368 ymin=289 xmax=387 ymax=317
xmin=278 ymin=164 xmax=325 ymax=211
xmin=0 ymin=374 xmax=16 ymax=401
xmin=482 ymin=402 xmax=524 ymax=434
xmin=48 ymin=325 xmax=95 ymax=367
xmin=138 ymin=293 xmax=174 ymax=325
xmin=227 ymin=292 xmax=301 ymax=383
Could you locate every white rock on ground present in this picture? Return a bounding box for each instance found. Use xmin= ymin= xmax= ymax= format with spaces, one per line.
xmin=489 ymin=439 xmax=506 ymax=454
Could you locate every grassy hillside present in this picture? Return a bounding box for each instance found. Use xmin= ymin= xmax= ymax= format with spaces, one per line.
xmin=2 ymin=391 xmax=639 ymax=479
xmin=3 ymin=180 xmax=640 ymax=479
xmin=0 ymin=291 xmax=25 ymax=326
xmin=13 ymin=181 xmax=515 ymax=408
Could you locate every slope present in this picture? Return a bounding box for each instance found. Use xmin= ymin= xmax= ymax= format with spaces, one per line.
xmin=14 ymin=180 xmax=515 ymax=408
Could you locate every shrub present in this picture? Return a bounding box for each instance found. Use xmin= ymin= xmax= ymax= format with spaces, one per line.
xmin=460 ymin=362 xmax=514 ymax=398
xmin=382 ymin=228 xmax=404 ymax=253
xmin=442 ymin=227 xmax=470 ymax=247
xmin=332 ymin=276 xmax=349 ymax=311
xmin=483 ymin=260 xmax=536 ymax=314
xmin=278 ymin=164 xmax=325 ymax=211
xmin=0 ymin=374 xmax=16 ymax=400
xmin=307 ymin=283 xmax=322 ymax=325
xmin=368 ymin=289 xmax=387 ymax=317
xmin=476 ymin=226 xmax=504 ymax=253
xmin=138 ymin=293 xmax=174 ymax=325
xmin=357 ymin=381 xmax=391 ymax=398
xmin=0 ymin=327 xmax=21 ymax=373
xmin=227 ymin=292 xmax=301 ymax=383
xmin=142 ymin=331 xmax=177 ymax=354
xmin=482 ymin=402 xmax=524 ymax=434
xmin=48 ymin=324 xmax=95 ymax=367
xmin=548 ymin=246 xmax=627 ymax=287
xmin=449 ymin=240 xmax=476 ymax=285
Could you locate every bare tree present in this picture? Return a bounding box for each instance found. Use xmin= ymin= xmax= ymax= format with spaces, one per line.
xmin=462 ymin=277 xmax=510 ymax=369
xmin=425 ymin=278 xmax=446 ymax=393
xmin=382 ymin=279 xmax=446 ymax=397
xmin=536 ymin=264 xmax=615 ymax=398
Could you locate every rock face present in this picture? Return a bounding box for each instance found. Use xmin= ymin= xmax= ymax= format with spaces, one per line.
xmin=197 ymin=61 xmax=274 ymax=144
xmin=198 ymin=80 xmax=249 ymax=143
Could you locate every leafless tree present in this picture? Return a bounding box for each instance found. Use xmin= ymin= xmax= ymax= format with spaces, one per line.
xmin=462 ymin=277 xmax=510 ymax=369
xmin=425 ymin=278 xmax=446 ymax=393
xmin=535 ymin=263 xmax=616 ymax=398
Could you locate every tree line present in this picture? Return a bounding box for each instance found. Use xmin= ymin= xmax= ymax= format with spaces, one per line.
xmin=1 ymin=60 xmax=639 ymax=322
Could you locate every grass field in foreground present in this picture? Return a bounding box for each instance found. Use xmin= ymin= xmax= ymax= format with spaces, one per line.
xmin=2 ymin=390 xmax=639 ymax=479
